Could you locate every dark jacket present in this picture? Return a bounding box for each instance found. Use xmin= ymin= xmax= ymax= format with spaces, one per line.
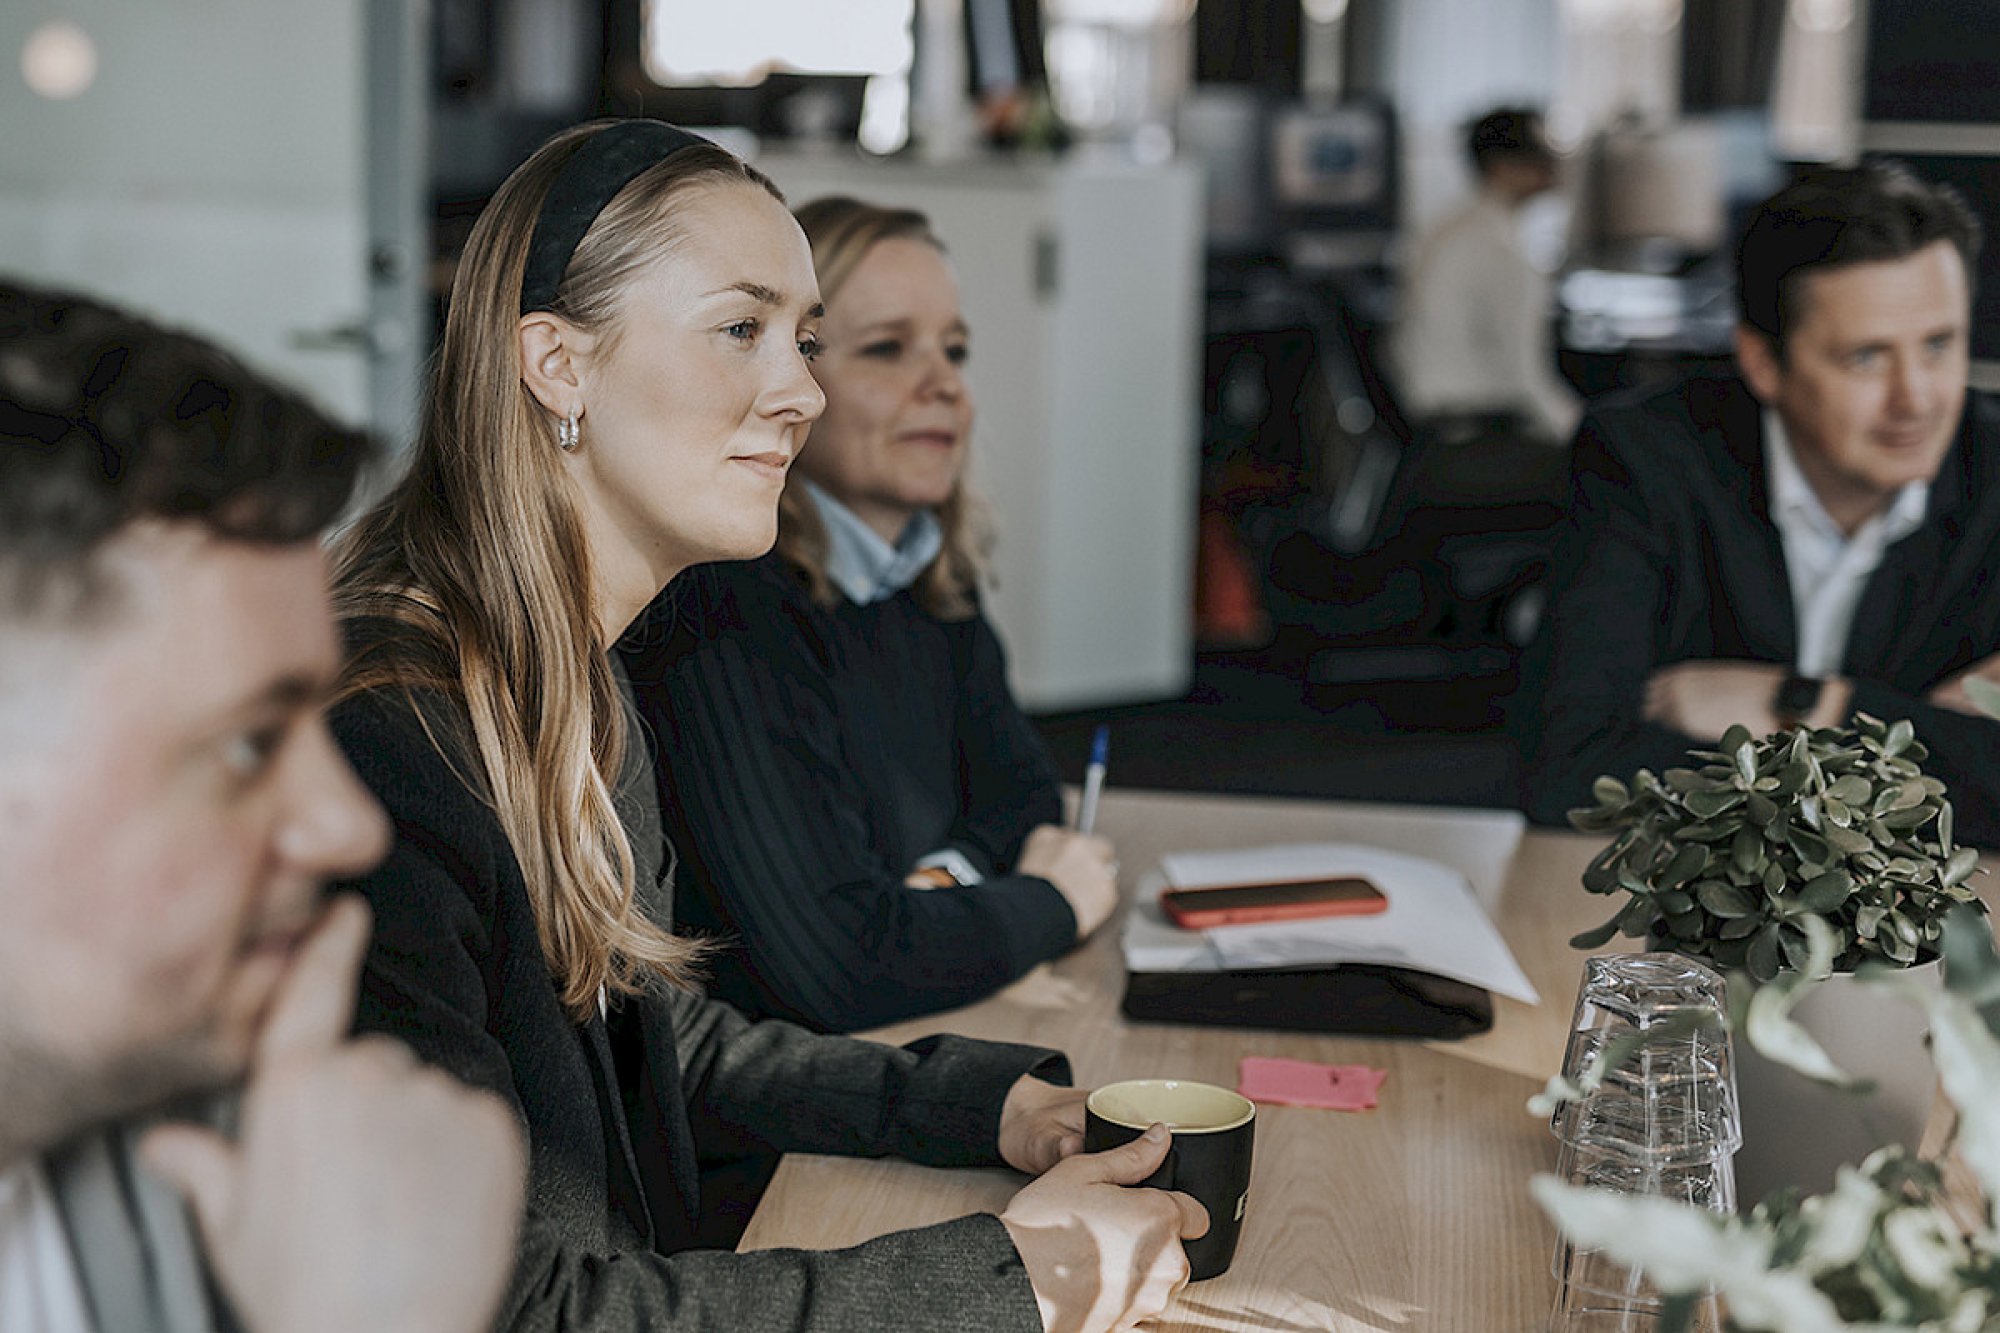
xmin=1514 ymin=374 xmax=2000 ymax=844
xmin=330 ymin=674 xmax=1062 ymax=1333
xmin=620 ymin=558 xmax=1075 ymax=1033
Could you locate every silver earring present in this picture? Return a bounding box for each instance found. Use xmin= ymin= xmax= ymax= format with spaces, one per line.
xmin=557 ymin=408 xmax=580 ymax=452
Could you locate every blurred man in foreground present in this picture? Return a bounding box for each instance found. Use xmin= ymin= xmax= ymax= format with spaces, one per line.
xmin=0 ymin=283 xmax=524 ymax=1333
xmin=1516 ymin=163 xmax=2000 ymax=843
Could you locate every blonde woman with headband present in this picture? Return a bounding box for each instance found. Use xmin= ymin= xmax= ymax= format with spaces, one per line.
xmin=621 ymin=197 xmax=1115 ymax=1034
xmin=326 ymin=121 xmax=1204 ymax=1333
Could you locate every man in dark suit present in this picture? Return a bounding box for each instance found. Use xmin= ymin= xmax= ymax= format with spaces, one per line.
xmin=1515 ymin=162 xmax=2000 ymax=843
xmin=0 ymin=284 xmax=524 ymax=1332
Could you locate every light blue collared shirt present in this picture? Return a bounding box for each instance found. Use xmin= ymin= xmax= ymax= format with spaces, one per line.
xmin=801 ymin=478 xmax=943 ymax=606
xmin=1763 ymin=410 xmax=1930 ymax=677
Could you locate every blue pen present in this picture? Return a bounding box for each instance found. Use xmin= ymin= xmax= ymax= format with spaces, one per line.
xmin=1077 ymin=725 xmax=1110 ymax=835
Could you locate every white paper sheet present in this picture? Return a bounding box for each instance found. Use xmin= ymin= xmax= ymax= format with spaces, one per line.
xmin=1121 ymin=841 xmax=1539 ymax=1005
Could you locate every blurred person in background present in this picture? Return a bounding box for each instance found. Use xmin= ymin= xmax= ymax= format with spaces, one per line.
xmin=1393 ymin=106 xmax=1582 ymax=445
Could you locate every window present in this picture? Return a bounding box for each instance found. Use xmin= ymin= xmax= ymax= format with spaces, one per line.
xmin=642 ymin=0 xmax=913 ymax=85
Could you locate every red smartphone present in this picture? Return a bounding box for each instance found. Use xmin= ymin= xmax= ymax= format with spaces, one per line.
xmin=1158 ymin=876 xmax=1389 ymax=929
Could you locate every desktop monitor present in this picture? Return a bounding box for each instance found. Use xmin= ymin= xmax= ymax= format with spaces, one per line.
xmin=1268 ymin=100 xmax=1398 ymax=234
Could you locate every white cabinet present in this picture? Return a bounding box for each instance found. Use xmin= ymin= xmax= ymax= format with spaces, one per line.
xmin=755 ymin=150 xmax=1205 ymax=710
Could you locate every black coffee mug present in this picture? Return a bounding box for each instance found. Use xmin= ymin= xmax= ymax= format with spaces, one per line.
xmin=1083 ymin=1079 xmax=1256 ymax=1281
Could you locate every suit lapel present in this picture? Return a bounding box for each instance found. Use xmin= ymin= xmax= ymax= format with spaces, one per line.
xmin=1847 ymin=414 xmax=1982 ymax=678
xmin=122 ymin=1122 xmax=228 ymax=1333
xmin=576 ymin=1012 xmax=657 ymax=1249
xmin=600 ymin=650 xmax=703 ymax=1247
xmin=1708 ymin=383 xmax=1799 ymax=657
xmin=46 ymin=1123 xmax=222 ymax=1333
xmin=1847 ymin=523 xmax=1943 ymax=678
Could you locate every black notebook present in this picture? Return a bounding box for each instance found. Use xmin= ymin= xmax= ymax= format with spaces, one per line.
xmin=1121 ymin=963 xmax=1494 ymax=1040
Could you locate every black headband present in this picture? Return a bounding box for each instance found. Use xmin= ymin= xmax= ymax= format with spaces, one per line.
xmin=519 ymin=120 xmax=711 ymax=315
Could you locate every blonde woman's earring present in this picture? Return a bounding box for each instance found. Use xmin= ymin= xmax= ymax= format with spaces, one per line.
xmin=557 ymin=408 xmax=580 ymax=452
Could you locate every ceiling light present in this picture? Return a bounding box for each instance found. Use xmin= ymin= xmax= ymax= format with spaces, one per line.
xmin=21 ymin=19 xmax=97 ymax=100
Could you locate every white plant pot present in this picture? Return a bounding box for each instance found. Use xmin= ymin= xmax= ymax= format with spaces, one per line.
xmin=1729 ymin=959 xmax=1941 ymax=1211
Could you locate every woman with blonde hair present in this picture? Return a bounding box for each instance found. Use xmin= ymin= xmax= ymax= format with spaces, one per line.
xmin=326 ymin=122 xmax=1203 ymax=1332
xmin=621 ymin=196 xmax=1117 ymax=1035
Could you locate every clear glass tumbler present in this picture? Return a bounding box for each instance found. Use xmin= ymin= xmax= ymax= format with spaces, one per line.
xmin=1548 ymin=953 xmax=1739 ymax=1332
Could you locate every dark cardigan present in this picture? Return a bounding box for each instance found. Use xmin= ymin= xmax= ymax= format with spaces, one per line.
xmin=619 ymin=557 xmax=1078 ymax=1032
xmin=330 ymin=662 xmax=1063 ymax=1333
xmin=1513 ymin=374 xmax=2000 ymax=844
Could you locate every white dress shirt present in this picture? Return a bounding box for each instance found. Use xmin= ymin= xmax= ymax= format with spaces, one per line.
xmin=0 ymin=1159 xmax=96 ymax=1333
xmin=1764 ymin=410 xmax=1929 ymax=678
xmin=1392 ymin=187 xmax=1582 ymax=443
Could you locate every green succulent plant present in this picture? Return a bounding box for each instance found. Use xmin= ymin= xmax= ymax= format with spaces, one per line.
xmin=1568 ymin=715 xmax=1984 ymax=982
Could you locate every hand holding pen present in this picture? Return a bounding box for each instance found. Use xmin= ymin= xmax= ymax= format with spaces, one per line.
xmin=1016 ymin=725 xmax=1118 ymax=936
xmin=1077 ymin=725 xmax=1110 ymax=836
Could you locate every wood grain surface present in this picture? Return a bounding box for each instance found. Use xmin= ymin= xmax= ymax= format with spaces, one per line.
xmin=738 ymin=789 xmax=1624 ymax=1330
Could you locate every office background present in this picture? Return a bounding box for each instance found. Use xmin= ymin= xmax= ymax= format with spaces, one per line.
xmin=5 ymin=0 xmax=1995 ymax=807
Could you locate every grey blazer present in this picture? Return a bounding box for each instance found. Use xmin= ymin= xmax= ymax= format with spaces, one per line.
xmin=329 ymin=660 xmax=1061 ymax=1333
xmin=45 ymin=1115 xmax=230 ymax=1333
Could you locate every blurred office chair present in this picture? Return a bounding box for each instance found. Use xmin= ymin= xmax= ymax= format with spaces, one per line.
xmin=1223 ymin=280 xmax=1565 ymax=726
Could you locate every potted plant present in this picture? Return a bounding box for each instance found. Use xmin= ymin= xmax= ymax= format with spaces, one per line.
xmin=1565 ymin=714 xmax=1986 ymax=1204
xmin=1534 ymin=904 xmax=2000 ymax=1331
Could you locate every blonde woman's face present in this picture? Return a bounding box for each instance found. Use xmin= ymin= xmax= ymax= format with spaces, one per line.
xmin=795 ymin=236 xmax=972 ymax=544
xmin=569 ymin=182 xmax=825 ymax=595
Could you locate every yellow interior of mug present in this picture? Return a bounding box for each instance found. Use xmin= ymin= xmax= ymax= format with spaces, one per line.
xmin=1088 ymin=1079 xmax=1256 ymax=1133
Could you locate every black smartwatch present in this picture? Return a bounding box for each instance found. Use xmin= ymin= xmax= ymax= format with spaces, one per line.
xmin=1774 ymin=673 xmax=1825 ymax=725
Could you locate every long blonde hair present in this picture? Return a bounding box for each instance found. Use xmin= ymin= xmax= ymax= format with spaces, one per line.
xmin=775 ymin=196 xmax=988 ymax=621
xmin=332 ymin=123 xmax=780 ymax=1019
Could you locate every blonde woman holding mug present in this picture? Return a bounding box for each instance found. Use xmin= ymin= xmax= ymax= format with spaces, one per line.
xmin=327 ymin=121 xmax=1203 ymax=1333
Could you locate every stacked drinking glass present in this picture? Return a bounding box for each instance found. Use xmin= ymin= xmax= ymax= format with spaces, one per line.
xmin=1548 ymin=952 xmax=1741 ymax=1331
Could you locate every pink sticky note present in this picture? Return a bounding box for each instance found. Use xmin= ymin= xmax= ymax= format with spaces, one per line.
xmin=1238 ymin=1056 xmax=1388 ymax=1112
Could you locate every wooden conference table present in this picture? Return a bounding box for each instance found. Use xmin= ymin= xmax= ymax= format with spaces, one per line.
xmin=739 ymin=787 xmax=1627 ymax=1331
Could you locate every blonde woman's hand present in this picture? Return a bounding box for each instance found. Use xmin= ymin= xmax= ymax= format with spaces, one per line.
xmin=999 ymin=1124 xmax=1208 ymax=1333
xmin=1017 ymin=825 xmax=1118 ymax=937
